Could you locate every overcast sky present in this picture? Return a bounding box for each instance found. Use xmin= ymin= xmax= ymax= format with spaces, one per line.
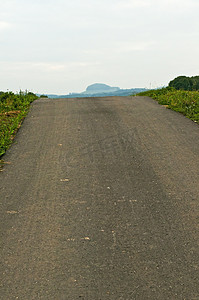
xmin=1 ymin=0 xmax=199 ymax=94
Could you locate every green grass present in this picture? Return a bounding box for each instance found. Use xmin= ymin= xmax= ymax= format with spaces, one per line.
xmin=0 ymin=91 xmax=38 ymax=157
xmin=136 ymin=87 xmax=199 ymax=124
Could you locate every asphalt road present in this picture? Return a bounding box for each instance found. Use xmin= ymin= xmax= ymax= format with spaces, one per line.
xmin=0 ymin=96 xmax=199 ymax=299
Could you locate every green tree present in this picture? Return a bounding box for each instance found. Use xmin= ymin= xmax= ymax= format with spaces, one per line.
xmin=169 ymin=76 xmax=193 ymax=90
xmin=169 ymin=75 xmax=199 ymax=91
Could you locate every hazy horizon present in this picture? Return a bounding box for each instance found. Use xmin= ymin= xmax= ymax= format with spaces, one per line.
xmin=1 ymin=0 xmax=199 ymax=94
xmin=36 ymin=83 xmax=147 ymax=96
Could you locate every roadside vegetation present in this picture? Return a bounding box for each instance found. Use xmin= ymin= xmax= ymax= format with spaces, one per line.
xmin=0 ymin=91 xmax=38 ymax=158
xmin=136 ymin=87 xmax=199 ymax=124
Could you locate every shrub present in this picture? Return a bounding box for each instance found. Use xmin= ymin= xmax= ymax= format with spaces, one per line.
xmin=136 ymin=88 xmax=199 ymax=124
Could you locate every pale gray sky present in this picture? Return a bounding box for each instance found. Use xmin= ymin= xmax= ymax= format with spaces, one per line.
xmin=1 ymin=0 xmax=199 ymax=94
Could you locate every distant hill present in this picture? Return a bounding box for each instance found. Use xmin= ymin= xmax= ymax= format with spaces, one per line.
xmin=83 ymin=83 xmax=120 ymax=94
xmin=38 ymin=83 xmax=148 ymax=98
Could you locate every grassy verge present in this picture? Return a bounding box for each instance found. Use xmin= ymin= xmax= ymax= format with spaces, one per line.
xmin=0 ymin=91 xmax=38 ymax=157
xmin=136 ymin=87 xmax=199 ymax=124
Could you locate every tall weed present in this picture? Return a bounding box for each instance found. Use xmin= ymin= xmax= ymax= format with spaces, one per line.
xmin=136 ymin=88 xmax=199 ymax=124
xmin=0 ymin=91 xmax=38 ymax=157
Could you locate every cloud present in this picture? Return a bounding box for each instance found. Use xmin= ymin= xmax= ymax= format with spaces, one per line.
xmin=0 ymin=21 xmax=12 ymax=30
xmin=83 ymin=41 xmax=155 ymax=58
xmin=116 ymin=41 xmax=156 ymax=53
xmin=0 ymin=61 xmax=100 ymax=72
xmin=1 ymin=0 xmax=199 ymax=93
xmin=115 ymin=0 xmax=152 ymax=9
xmin=115 ymin=0 xmax=199 ymax=11
xmin=31 ymin=62 xmax=100 ymax=71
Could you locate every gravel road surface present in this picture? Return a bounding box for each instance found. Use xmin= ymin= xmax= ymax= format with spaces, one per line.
xmin=1 ymin=96 xmax=199 ymax=299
